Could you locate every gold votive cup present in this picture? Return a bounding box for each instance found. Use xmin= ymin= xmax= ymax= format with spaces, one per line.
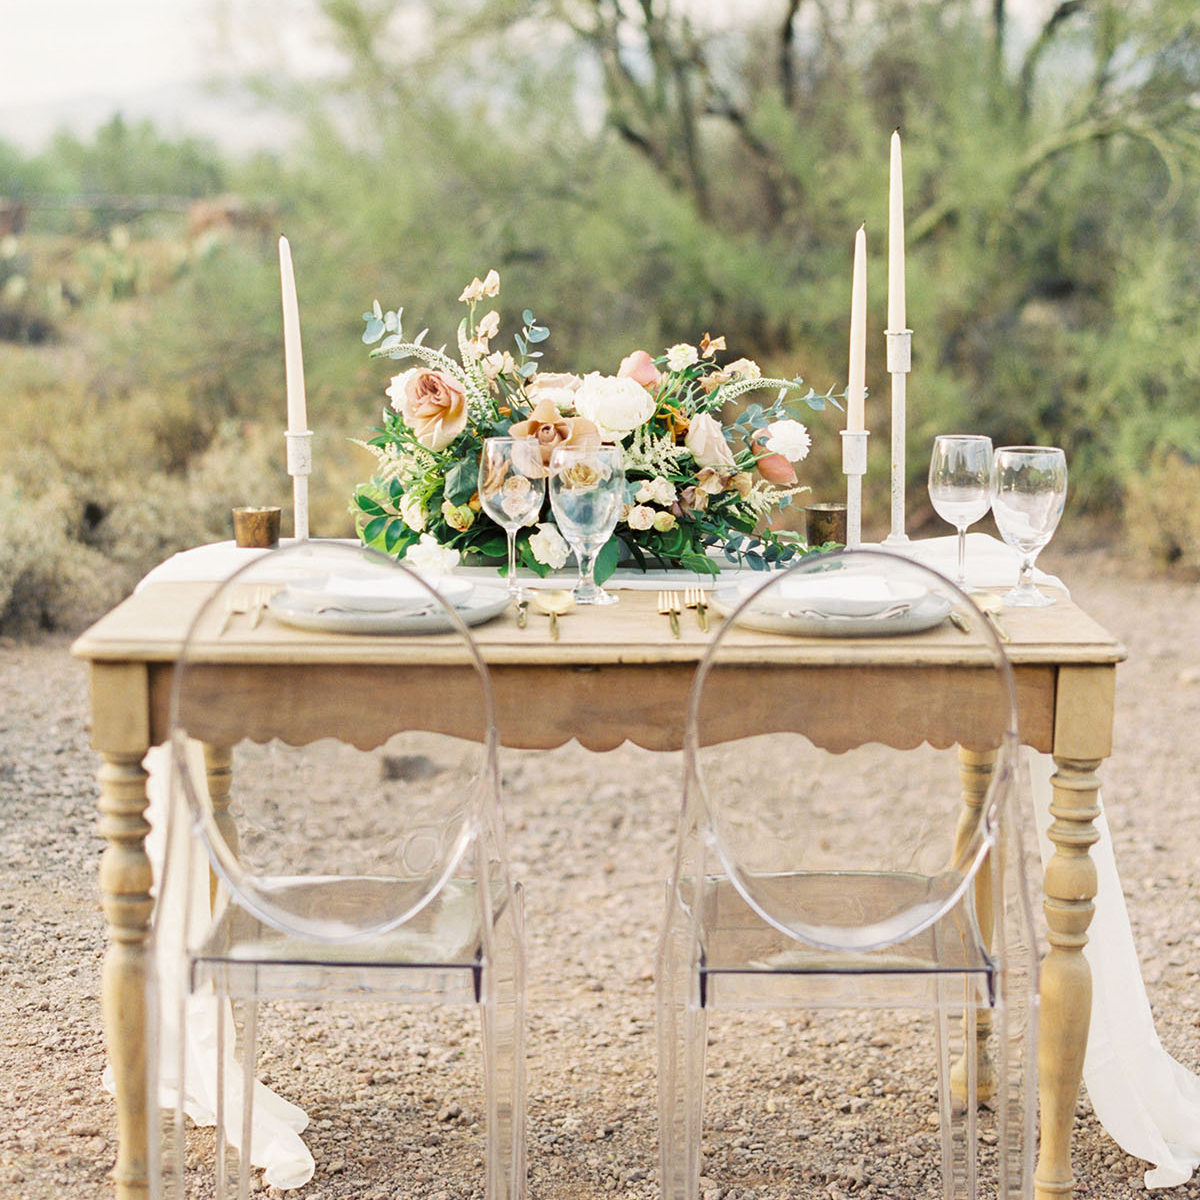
xmin=232 ymin=506 xmax=281 ymax=549
xmin=804 ymin=502 xmax=847 ymax=548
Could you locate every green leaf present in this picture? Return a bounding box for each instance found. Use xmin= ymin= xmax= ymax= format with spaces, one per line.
xmin=362 ymin=515 xmax=388 ymax=545
xmin=680 ymin=550 xmax=719 ymax=576
xmin=526 ymin=324 xmax=550 ymax=343
xmin=593 ymin=536 xmax=622 ymax=583
xmin=384 ymin=519 xmax=407 ymax=553
xmin=355 ymin=493 xmax=386 ymax=517
xmin=444 ymin=458 xmax=477 ymax=504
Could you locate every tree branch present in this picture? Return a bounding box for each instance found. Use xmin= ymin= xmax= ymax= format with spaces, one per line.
xmin=1019 ymin=0 xmax=1088 ymax=121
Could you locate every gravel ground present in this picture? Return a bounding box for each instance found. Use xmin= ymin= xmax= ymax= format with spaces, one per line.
xmin=2 ymin=543 xmax=1199 ymax=1200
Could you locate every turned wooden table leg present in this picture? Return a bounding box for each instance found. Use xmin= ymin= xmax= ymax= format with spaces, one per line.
xmin=1034 ymin=755 xmax=1101 ymax=1200
xmin=952 ymin=747 xmax=997 ymax=1106
xmin=98 ymin=750 xmax=154 ymax=1200
xmin=203 ymin=743 xmax=236 ymax=906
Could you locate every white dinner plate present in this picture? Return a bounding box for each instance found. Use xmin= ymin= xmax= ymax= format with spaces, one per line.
xmin=283 ymin=570 xmax=474 ymax=614
xmin=267 ymin=584 xmax=509 ymax=635
xmin=711 ymin=586 xmax=953 ymax=638
xmin=736 ymin=572 xmax=928 ymax=618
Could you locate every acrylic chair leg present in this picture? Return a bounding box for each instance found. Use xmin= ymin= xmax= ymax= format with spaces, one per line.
xmin=239 ymin=999 xmax=258 ymax=1200
xmin=934 ymin=986 xmax=955 ymax=1200
xmin=656 ymin=898 xmax=705 ymax=1200
xmin=935 ymin=981 xmax=980 ymax=1200
xmin=215 ymin=996 xmax=230 ymax=1200
xmin=952 ymin=748 xmax=997 ymax=1107
xmin=480 ymin=884 xmax=526 ymax=1200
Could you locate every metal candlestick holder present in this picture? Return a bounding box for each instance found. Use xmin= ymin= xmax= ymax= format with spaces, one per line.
xmin=883 ymin=327 xmax=912 ymax=545
xmin=841 ymin=429 xmax=869 ymax=548
xmin=286 ymin=429 xmax=313 ymax=540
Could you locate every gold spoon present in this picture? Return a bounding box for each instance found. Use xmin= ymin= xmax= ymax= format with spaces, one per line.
xmin=532 ymin=589 xmax=574 ymax=640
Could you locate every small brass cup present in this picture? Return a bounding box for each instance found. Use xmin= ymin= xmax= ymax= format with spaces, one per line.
xmin=232 ymin=506 xmax=281 ymax=549
xmin=804 ymin=502 xmax=847 ymax=548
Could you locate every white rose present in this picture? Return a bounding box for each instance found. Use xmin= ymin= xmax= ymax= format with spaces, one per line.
xmin=685 ymin=412 xmax=735 ymax=468
xmin=763 ymin=419 xmax=812 ymax=462
xmin=725 ymin=357 xmax=761 ymax=380
xmin=573 ymin=373 xmax=656 ymax=440
xmin=385 ymin=368 xmax=418 ymax=412
xmin=652 ymin=510 xmax=677 ymax=532
xmin=666 ymin=343 xmax=699 ymax=372
xmin=625 ymin=504 xmax=656 ymax=530
xmin=404 ymin=533 xmax=461 ymax=575
xmin=636 ymin=476 xmax=677 ymax=505
xmin=399 ymin=493 xmax=426 ymax=532
xmin=527 ymin=371 xmax=583 ymax=412
xmin=528 ymin=521 xmax=570 ymax=569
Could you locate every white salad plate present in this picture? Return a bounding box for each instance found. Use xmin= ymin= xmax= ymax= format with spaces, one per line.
xmin=267 ymin=583 xmax=509 ymax=635
xmin=711 ymin=585 xmax=952 ymax=638
xmin=735 ymin=572 xmax=928 ymax=618
xmin=282 ymin=570 xmax=474 ymax=614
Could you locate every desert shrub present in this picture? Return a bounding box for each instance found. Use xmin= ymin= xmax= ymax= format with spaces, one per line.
xmin=0 ymin=475 xmax=126 ymax=636
xmin=1123 ymin=452 xmax=1200 ymax=578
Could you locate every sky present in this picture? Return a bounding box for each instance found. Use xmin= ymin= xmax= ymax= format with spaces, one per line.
xmin=2 ymin=0 xmax=210 ymax=108
xmin=0 ymin=0 xmax=1050 ymax=151
xmin=0 ymin=0 xmax=333 ymax=149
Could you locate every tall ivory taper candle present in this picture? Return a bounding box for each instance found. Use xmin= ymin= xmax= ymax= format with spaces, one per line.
xmin=847 ymin=224 xmax=867 ymax=431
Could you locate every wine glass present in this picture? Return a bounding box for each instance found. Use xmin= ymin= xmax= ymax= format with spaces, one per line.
xmin=548 ymin=444 xmax=625 ymax=606
xmin=477 ymin=437 xmax=546 ymax=601
xmin=927 ymin=434 xmax=993 ymax=587
xmin=990 ymin=445 xmax=1068 ymax=607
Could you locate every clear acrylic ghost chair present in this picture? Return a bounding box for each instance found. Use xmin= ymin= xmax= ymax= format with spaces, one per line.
xmin=657 ymin=548 xmax=1038 ymax=1200
xmin=150 ymin=540 xmax=525 ymax=1200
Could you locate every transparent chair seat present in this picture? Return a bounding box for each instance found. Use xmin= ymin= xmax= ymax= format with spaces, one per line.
xmin=152 ymin=541 xmax=525 ymax=1199
xmin=656 ymin=548 xmax=1038 ymax=1200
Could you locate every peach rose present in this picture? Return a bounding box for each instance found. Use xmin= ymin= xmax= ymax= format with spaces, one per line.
xmin=617 ymin=349 xmax=661 ymax=390
xmin=685 ymin=412 xmax=735 ymax=468
xmin=392 ymin=368 xmax=468 ymax=451
xmin=508 ymin=399 xmax=600 ymax=471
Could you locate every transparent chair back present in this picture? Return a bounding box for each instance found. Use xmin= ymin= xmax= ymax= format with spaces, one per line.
xmin=657 ymin=548 xmax=1038 ymax=1200
xmin=151 ymin=540 xmax=524 ymax=1200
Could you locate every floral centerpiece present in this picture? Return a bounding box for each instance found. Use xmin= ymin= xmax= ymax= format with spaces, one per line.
xmin=351 ymin=270 xmax=840 ymax=580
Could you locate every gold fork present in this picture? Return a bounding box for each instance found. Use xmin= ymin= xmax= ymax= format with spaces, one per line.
xmin=683 ymin=586 xmax=709 ymax=631
xmin=657 ymin=591 xmax=681 ymax=640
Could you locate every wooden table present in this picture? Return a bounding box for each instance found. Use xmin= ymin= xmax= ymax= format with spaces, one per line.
xmin=72 ymin=578 xmax=1124 ymax=1200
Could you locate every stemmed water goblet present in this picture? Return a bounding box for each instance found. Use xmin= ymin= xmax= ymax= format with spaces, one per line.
xmin=548 ymin=444 xmax=625 ymax=606
xmin=477 ymin=436 xmax=546 ymax=603
xmin=990 ymin=445 xmax=1068 ymax=607
xmin=928 ymin=434 xmax=993 ymax=588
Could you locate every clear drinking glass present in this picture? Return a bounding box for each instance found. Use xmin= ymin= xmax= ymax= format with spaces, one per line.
xmin=477 ymin=436 xmax=546 ymax=601
xmin=990 ymin=445 xmax=1068 ymax=607
xmin=927 ymin=434 xmax=993 ymax=587
xmin=548 ymin=444 xmax=625 ymax=606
